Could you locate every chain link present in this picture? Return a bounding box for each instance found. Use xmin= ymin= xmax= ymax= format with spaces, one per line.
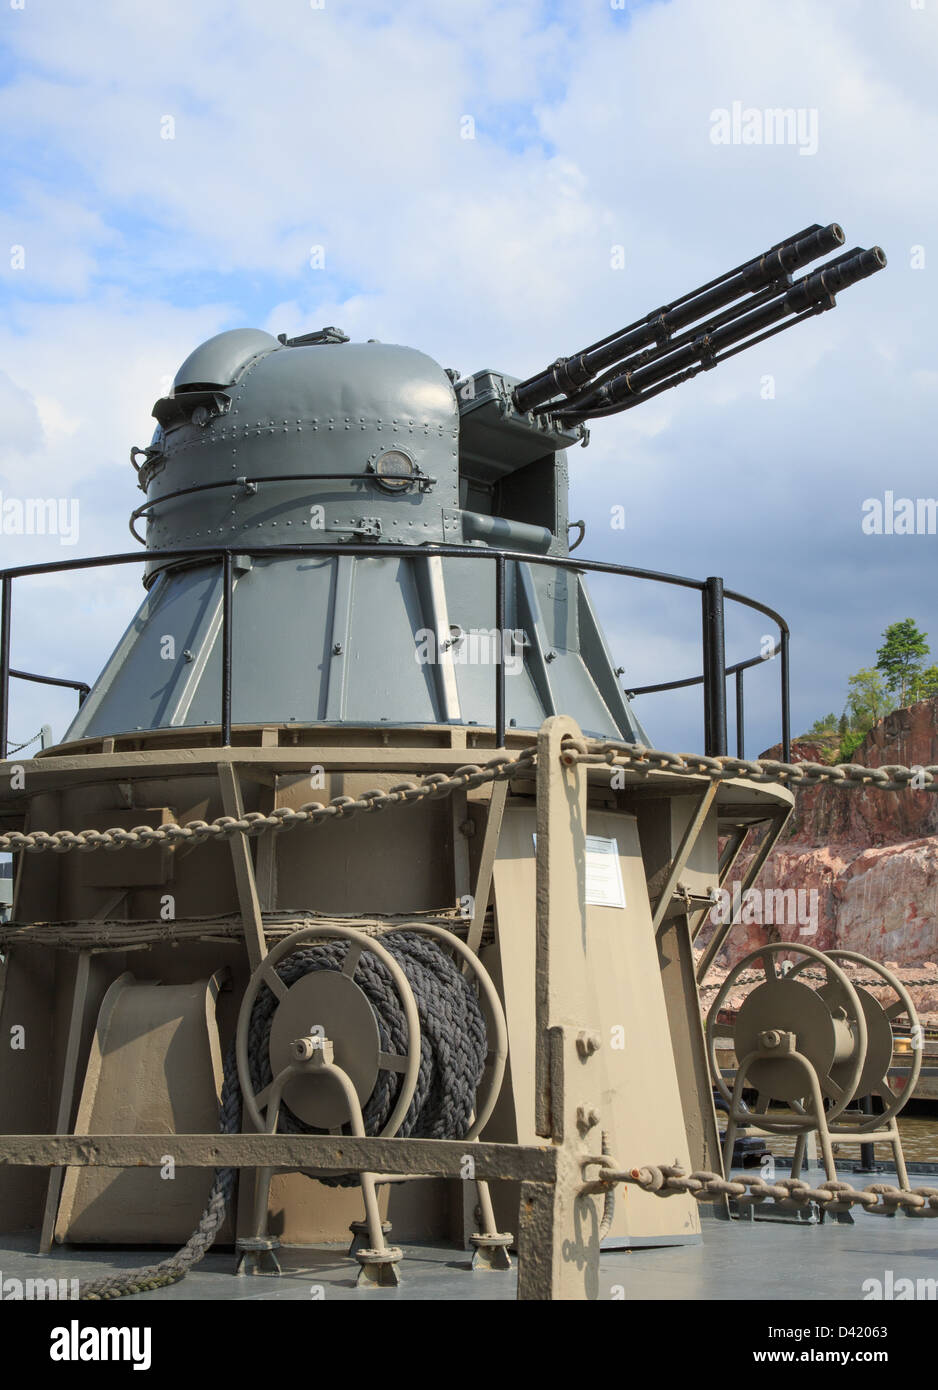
xmin=589 ymin=1160 xmax=938 ymax=1217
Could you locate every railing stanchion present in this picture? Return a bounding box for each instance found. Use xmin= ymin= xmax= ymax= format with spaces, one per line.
xmin=495 ymin=554 xmax=506 ymax=748
xmin=701 ymin=586 xmax=712 ymax=753
xmin=780 ymin=627 xmax=791 ymax=763
xmin=221 ymin=552 xmax=233 ymax=747
xmin=735 ymin=668 xmax=745 ymax=760
xmin=0 ymin=578 xmax=10 ymax=759
xmin=702 ymin=576 xmax=727 ymax=757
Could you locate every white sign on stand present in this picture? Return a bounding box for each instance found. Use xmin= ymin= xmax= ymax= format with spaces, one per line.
xmin=583 ymin=836 xmax=626 ymax=908
xmin=532 ymin=834 xmax=626 ymax=909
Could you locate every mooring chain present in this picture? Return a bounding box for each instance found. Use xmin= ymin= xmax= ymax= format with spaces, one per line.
xmin=562 ymin=737 xmax=938 ymax=793
xmin=0 ymin=750 xmax=536 ymax=856
xmin=3 ymin=735 xmax=936 ymax=857
xmin=586 ymin=1160 xmax=938 ymax=1218
xmin=566 ymin=737 xmax=938 ymax=791
xmin=5 ymin=730 xmax=44 ymax=755
xmin=701 ymin=966 xmax=938 ymax=992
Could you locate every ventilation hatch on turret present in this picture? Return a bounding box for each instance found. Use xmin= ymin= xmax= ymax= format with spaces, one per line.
xmin=173 ymin=328 xmax=279 ymax=392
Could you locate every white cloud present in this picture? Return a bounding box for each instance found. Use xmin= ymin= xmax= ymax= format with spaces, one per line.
xmin=1 ymin=0 xmax=935 ymax=749
xmin=0 ymin=372 xmax=43 ymax=462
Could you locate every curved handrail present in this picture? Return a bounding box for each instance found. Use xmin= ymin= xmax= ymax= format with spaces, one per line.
xmin=0 ymin=541 xmax=788 ymax=629
xmin=627 ymin=643 xmax=781 ymax=696
xmin=0 ymin=541 xmax=790 ymax=762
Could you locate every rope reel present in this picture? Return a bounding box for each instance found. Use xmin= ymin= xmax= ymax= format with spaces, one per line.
xmin=707 ymin=942 xmax=868 ymax=1130
xmin=236 ymin=923 xmax=508 ymax=1160
xmin=706 ymin=942 xmax=920 ymax=1129
xmin=785 ymin=948 xmax=922 ymax=1131
xmin=80 ymin=923 xmax=507 ymax=1298
xmin=705 ymin=942 xmax=920 ymax=1190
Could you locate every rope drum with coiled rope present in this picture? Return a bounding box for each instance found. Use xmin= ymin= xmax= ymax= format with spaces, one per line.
xmin=80 ymin=931 xmax=487 ymax=1299
xmin=246 ymin=932 xmax=487 ymax=1161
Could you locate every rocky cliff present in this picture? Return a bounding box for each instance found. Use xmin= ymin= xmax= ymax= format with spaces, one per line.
xmin=697 ymin=699 xmax=938 ymax=1021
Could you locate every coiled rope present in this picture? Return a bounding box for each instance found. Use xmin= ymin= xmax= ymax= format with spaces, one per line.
xmin=81 ymin=932 xmax=486 ymax=1299
xmin=246 ymin=933 xmax=486 ymax=1158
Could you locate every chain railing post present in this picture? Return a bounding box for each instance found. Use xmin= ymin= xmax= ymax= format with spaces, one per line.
xmin=780 ymin=627 xmax=791 ymax=762
xmin=494 ymin=553 xmax=506 ymax=748
xmin=702 ymin=576 xmax=727 ymax=757
xmin=700 ymin=584 xmax=711 ymax=751
xmin=0 ymin=578 xmax=11 ymax=759
xmin=221 ymin=552 xmax=233 ymax=747
xmin=520 ymin=716 xmax=604 ymax=1299
xmin=735 ymin=667 xmax=745 ymax=759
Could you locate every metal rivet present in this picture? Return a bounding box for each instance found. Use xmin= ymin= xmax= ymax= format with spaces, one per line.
xmin=576 ymin=1031 xmax=602 ymax=1059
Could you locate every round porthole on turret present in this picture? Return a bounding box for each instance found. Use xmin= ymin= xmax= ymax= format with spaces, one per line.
xmin=373 ymin=447 xmax=416 ymax=492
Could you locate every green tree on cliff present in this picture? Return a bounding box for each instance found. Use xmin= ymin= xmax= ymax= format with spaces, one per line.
xmin=910 ymin=664 xmax=938 ymax=703
xmin=846 ymin=668 xmax=889 ymax=733
xmin=805 ymin=620 xmax=938 ymax=758
xmin=875 ymin=619 xmax=929 ymax=707
xmin=807 ymin=712 xmax=839 ymax=735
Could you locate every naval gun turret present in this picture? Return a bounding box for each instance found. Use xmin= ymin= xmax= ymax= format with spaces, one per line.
xmin=71 ymin=327 xmax=643 ymax=743
xmin=0 ymin=221 xmax=889 ymax=1300
xmin=63 ymin=222 xmax=883 ymax=748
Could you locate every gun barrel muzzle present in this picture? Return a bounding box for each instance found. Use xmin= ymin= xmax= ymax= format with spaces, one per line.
xmin=559 ymin=243 xmax=887 ymax=421
xmin=788 ymin=245 xmax=886 ymax=309
xmin=513 ymin=221 xmax=851 ymax=415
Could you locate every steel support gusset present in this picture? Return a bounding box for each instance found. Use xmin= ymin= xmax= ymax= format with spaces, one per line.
xmin=694 ymin=806 xmax=791 ymax=983
xmin=650 ymin=781 xmax=720 ymax=933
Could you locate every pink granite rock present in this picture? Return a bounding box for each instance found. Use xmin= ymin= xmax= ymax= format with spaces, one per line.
xmin=696 ymin=699 xmax=938 ymax=1023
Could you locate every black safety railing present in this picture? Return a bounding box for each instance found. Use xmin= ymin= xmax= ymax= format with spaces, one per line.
xmin=593 ymin=569 xmax=789 ymax=761
xmin=0 ymin=544 xmax=790 ymax=763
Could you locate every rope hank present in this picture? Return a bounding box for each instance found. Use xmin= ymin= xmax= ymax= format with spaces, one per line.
xmin=79 ymin=933 xmax=486 ymax=1298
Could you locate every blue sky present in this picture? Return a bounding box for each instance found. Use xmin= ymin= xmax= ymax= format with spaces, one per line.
xmin=1 ymin=0 xmax=936 ymax=755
